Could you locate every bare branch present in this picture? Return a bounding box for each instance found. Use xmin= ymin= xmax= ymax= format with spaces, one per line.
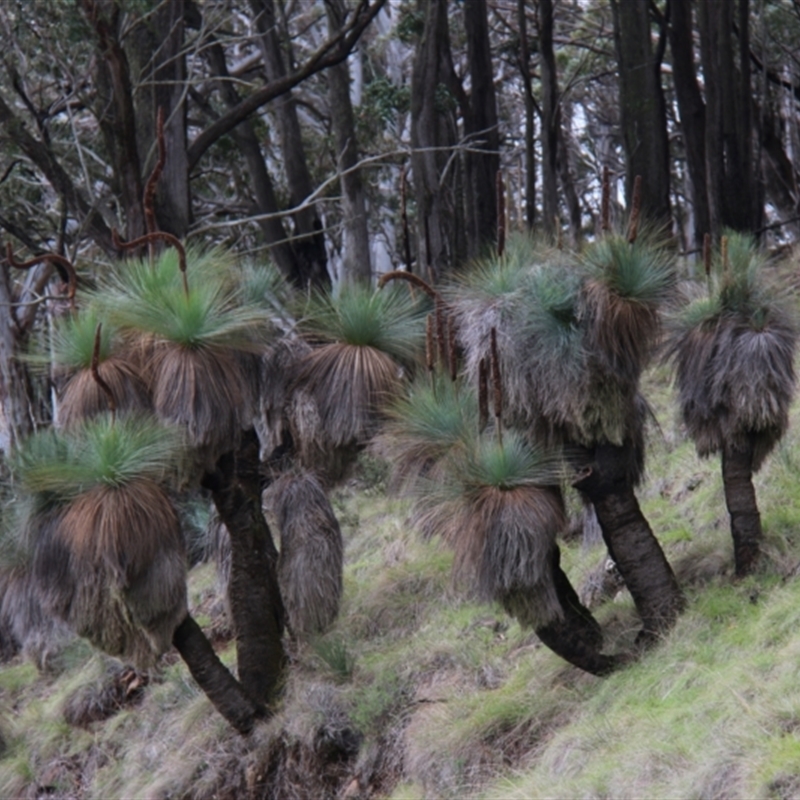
xmin=186 ymin=0 xmax=387 ymax=170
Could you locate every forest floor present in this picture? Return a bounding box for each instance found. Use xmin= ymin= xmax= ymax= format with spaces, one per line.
xmin=2 ymin=364 xmax=800 ymax=799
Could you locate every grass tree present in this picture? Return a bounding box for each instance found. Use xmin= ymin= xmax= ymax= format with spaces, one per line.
xmin=450 ymin=225 xmax=684 ymax=643
xmin=287 ymin=282 xmax=427 ymax=481
xmin=35 ymin=309 xmax=150 ymax=428
xmin=10 ymin=415 xmax=263 ymax=733
xmin=385 ymin=379 xmax=616 ymax=675
xmin=89 ymin=244 xmax=287 ymax=709
xmin=663 ymin=233 xmax=798 ymax=576
xmin=566 ymin=230 xmax=684 ymax=640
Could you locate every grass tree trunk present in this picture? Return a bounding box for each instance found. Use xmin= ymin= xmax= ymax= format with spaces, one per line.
xmin=535 ymin=546 xmax=618 ymax=675
xmin=576 ymin=445 xmax=684 ymax=643
xmin=721 ymin=438 xmax=762 ymax=577
xmin=172 ymin=613 xmax=265 ymax=734
xmin=204 ymin=428 xmax=286 ymax=707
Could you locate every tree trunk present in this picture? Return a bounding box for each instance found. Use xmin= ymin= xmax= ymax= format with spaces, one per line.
xmin=558 ymin=122 xmax=582 ymax=245
xmin=126 ymin=0 xmax=191 ymax=238
xmin=575 ymin=444 xmax=684 ymax=642
xmin=534 ymin=546 xmax=618 ymax=675
xmin=249 ymin=0 xmax=330 ymax=289
xmin=610 ymin=0 xmax=671 ymax=224
xmin=326 ymin=0 xmax=372 ymax=285
xmin=518 ymin=0 xmax=535 ymax=230
xmin=410 ymin=0 xmax=460 ymax=280
xmin=462 ymin=0 xmax=499 ymax=258
xmin=669 ymin=0 xmax=710 ymax=248
xmin=721 ymin=438 xmax=762 ymax=577
xmin=204 ymin=429 xmax=286 ymax=707
xmin=204 ymin=39 xmax=299 ymax=283
xmin=698 ymin=0 xmax=762 ymax=235
xmin=81 ymin=0 xmax=146 ymax=240
xmin=0 ymin=264 xmax=33 ymax=452
xmin=539 ymin=0 xmax=559 ymax=242
xmin=172 ymin=613 xmax=265 ymax=734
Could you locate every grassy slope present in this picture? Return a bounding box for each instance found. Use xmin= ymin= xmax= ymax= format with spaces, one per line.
xmin=2 ymin=365 xmax=800 ymax=799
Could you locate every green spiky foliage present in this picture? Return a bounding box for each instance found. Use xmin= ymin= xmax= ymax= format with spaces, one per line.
xmin=415 ymin=429 xmax=566 ymax=628
xmin=298 ymin=282 xmax=426 ymax=366
xmin=10 ymin=415 xmax=188 ymax=667
xmin=581 ymin=230 xmax=677 ymax=360
xmin=91 ymin=247 xmax=277 ymax=456
xmin=664 ymin=232 xmax=798 ymax=468
xmin=289 ymin=284 xmax=427 ymax=478
xmin=34 ymin=308 xmax=151 ymax=428
xmin=380 ymin=375 xmax=478 ymax=491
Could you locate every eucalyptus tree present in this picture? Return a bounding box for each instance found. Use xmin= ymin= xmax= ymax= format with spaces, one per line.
xmin=663 ymin=234 xmax=798 ymax=576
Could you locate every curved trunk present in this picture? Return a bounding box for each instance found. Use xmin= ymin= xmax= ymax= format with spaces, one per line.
xmin=534 ymin=546 xmax=618 ymax=676
xmin=576 ymin=445 xmax=684 ymax=643
xmin=721 ymin=438 xmax=762 ymax=577
xmin=172 ymin=613 xmax=265 ymax=734
xmin=204 ymin=428 xmax=286 ymax=707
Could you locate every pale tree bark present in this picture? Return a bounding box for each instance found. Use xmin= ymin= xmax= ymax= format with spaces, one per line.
xmin=248 ymin=0 xmax=330 ymax=289
xmin=325 ymin=0 xmax=372 ymax=284
xmin=517 ymin=0 xmax=535 ymax=230
xmin=0 ymin=264 xmax=32 ymax=453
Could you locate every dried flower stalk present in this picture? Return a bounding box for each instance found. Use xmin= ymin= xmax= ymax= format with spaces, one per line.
xmin=5 ymin=243 xmax=77 ymax=307
xmin=91 ymin=323 xmax=116 ymax=423
xmin=601 ymin=165 xmax=611 ymax=233
xmin=627 ymin=175 xmax=642 ymax=244
xmin=478 ymin=357 xmax=489 ymax=432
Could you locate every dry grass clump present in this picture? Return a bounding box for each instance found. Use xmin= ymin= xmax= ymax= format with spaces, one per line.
xmin=62 ymin=660 xmax=148 ymax=728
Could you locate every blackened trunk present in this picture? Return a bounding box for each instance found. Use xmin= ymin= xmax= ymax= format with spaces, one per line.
xmin=534 ymin=546 xmax=618 ymax=676
xmin=669 ymin=0 xmax=710 ymax=248
xmin=610 ymin=0 xmax=671 ymax=224
xmin=410 ymin=0 xmax=459 ymax=280
xmin=539 ymin=0 xmax=559 ymax=241
xmin=462 ymin=0 xmax=499 ymax=258
xmin=576 ymin=445 xmax=684 ymax=642
xmin=326 ymin=0 xmax=372 ymax=284
xmin=721 ymin=439 xmax=762 ymax=577
xmin=205 ymin=429 xmax=286 ymax=707
xmin=172 ymin=613 xmax=265 ymax=734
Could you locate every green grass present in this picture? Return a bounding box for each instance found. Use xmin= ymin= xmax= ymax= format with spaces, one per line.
xmin=4 ymin=358 xmax=800 ymax=799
